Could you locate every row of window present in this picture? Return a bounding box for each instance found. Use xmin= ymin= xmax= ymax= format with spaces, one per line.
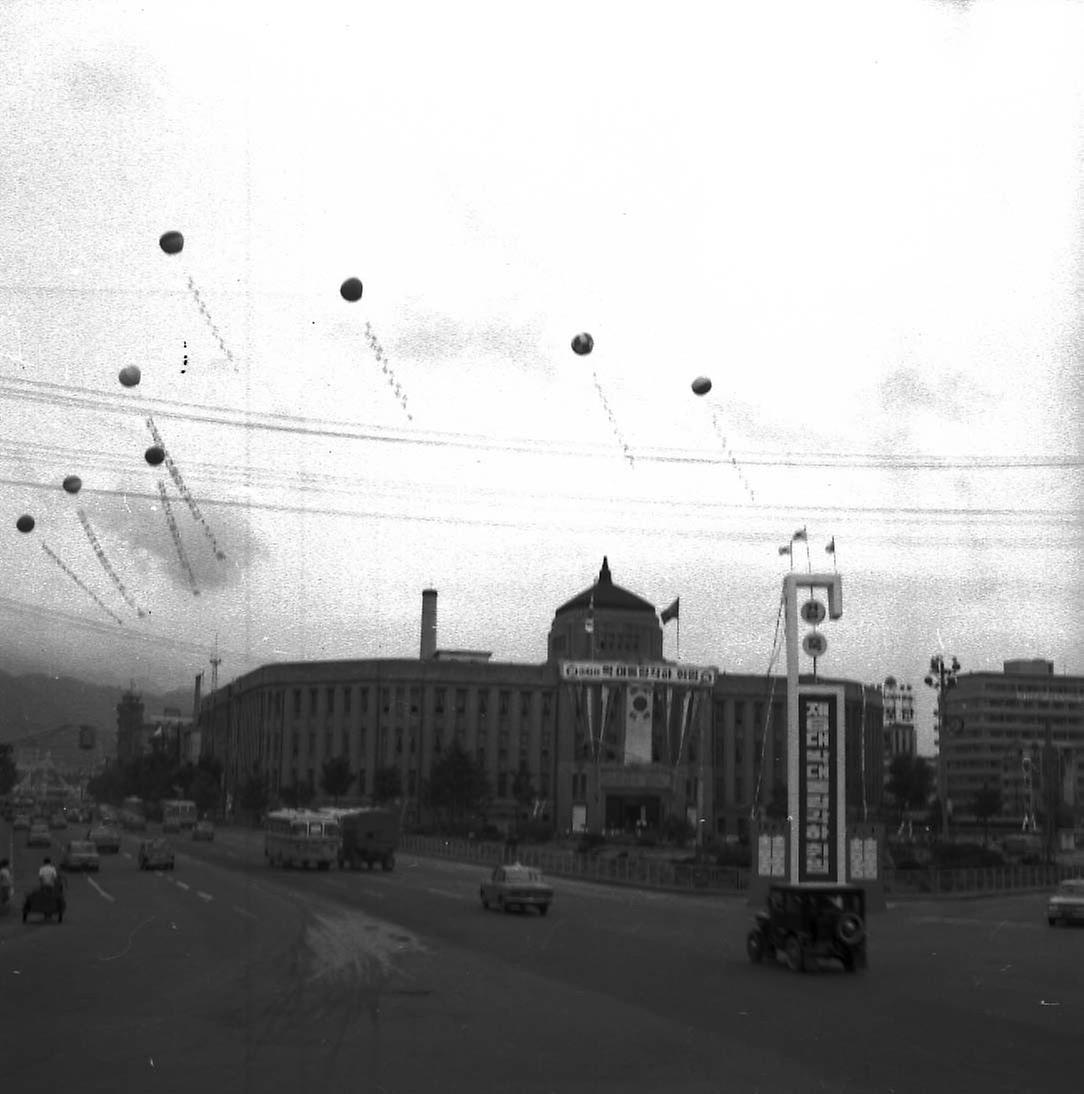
xmin=279 ymin=686 xmax=556 ymax=720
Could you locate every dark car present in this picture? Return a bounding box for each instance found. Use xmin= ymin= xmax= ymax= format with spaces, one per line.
xmin=88 ymin=825 xmax=121 ymax=854
xmin=26 ymin=824 xmax=52 ymax=849
xmin=138 ymin=838 xmax=175 ymax=871
xmin=191 ymin=820 xmax=215 ymax=842
xmin=61 ymin=840 xmax=101 ymax=873
xmin=746 ymin=883 xmax=867 ymax=973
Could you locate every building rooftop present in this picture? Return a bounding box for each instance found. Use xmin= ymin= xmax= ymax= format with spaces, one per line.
xmin=553 ymin=557 xmax=658 ymax=617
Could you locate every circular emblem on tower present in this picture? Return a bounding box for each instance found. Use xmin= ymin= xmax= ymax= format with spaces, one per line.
xmin=800 ymin=599 xmax=827 ymax=625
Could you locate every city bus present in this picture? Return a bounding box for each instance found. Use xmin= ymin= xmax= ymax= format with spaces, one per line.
xmin=162 ymin=799 xmax=198 ymax=832
xmin=264 ymin=809 xmax=340 ymax=870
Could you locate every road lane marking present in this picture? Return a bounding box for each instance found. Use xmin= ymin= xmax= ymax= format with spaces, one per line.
xmin=175 ymin=881 xmax=190 ymax=891
xmin=197 ymin=890 xmax=213 ymax=902
xmin=233 ymin=906 xmax=257 ymax=920
xmin=87 ymin=876 xmax=115 ymax=903
xmin=425 ymin=887 xmax=466 ymax=900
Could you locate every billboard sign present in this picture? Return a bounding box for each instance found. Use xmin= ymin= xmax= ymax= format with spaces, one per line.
xmin=560 ymin=661 xmax=715 ymax=687
xmin=798 ymin=688 xmax=845 ymax=883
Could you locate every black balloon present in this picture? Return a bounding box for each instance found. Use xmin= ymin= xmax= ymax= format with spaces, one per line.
xmin=159 ymin=231 xmax=184 ymax=255
xmin=691 ymin=376 xmax=712 ymax=396
xmin=119 ymin=365 xmax=141 ymax=388
xmin=340 ymin=277 xmax=363 ymax=302
xmin=145 ymin=445 xmax=166 ymax=467
xmin=16 ymin=514 xmax=35 ymax=533
xmin=571 ymin=332 xmax=594 ymax=356
xmin=62 ymin=476 xmax=82 ymax=495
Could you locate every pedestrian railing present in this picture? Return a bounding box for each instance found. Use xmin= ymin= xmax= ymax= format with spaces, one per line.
xmin=400 ymin=835 xmax=1084 ymax=899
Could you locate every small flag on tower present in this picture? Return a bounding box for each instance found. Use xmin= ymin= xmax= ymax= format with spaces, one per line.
xmin=660 ymin=598 xmax=680 ymax=624
xmin=825 ymin=537 xmax=835 ymax=555
xmin=778 ymin=544 xmax=792 ymax=556
xmin=792 ymin=527 xmax=808 ymax=542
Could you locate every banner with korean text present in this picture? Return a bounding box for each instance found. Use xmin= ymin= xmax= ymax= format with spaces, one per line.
xmin=798 ymin=687 xmax=846 ymax=884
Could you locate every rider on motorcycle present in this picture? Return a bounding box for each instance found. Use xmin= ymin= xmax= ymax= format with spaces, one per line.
xmin=38 ymin=857 xmax=58 ymax=891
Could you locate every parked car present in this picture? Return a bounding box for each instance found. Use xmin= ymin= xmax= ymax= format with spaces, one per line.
xmin=138 ymin=838 xmax=175 ymax=871
xmin=746 ymin=883 xmax=867 ymax=973
xmin=26 ymin=824 xmax=52 ymax=849
xmin=61 ymin=840 xmax=101 ymax=873
xmin=13 ymin=814 xmax=31 ymax=831
xmin=192 ymin=820 xmax=215 ymax=842
xmin=480 ymin=863 xmax=553 ymax=915
xmin=87 ymin=825 xmax=121 ymax=854
xmin=49 ymin=812 xmax=68 ymax=830
xmin=1047 ymin=878 xmax=1084 ymax=926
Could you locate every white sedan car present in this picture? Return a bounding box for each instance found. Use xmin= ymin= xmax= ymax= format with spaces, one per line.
xmin=480 ymin=863 xmax=553 ymax=916
xmin=1047 ymin=878 xmax=1084 ymax=926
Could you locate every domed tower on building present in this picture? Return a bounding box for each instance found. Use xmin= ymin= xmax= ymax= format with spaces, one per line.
xmin=547 ymin=556 xmax=663 ymax=663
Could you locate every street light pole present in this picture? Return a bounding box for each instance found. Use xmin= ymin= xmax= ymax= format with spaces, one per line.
xmin=924 ymin=654 xmax=961 ymax=842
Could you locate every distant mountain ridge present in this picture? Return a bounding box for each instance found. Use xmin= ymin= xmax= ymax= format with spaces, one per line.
xmin=0 ymin=668 xmax=196 ymax=746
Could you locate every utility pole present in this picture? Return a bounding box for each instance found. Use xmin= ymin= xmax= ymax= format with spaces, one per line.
xmin=1043 ymin=718 xmax=1057 ymax=865
xmin=210 ymin=634 xmax=221 ymax=694
xmin=924 ymin=654 xmax=960 ymax=842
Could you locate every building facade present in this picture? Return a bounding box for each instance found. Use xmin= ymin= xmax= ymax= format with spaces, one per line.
xmin=941 ymin=659 xmax=1084 ymax=822
xmin=198 ymin=558 xmax=884 ymax=836
xmin=881 ymin=676 xmax=917 ymax=778
xmin=116 ymin=689 xmax=199 ymax=766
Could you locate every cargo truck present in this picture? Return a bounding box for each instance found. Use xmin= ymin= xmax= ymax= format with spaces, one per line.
xmin=334 ymin=807 xmax=401 ymax=871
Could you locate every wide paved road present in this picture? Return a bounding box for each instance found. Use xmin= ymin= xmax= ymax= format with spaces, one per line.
xmin=2 ymin=821 xmax=1080 ymax=1094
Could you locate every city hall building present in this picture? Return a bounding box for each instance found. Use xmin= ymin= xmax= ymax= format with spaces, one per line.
xmin=198 ymin=558 xmax=884 ymax=837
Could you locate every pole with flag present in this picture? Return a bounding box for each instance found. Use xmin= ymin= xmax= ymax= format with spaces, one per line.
xmin=660 ymin=597 xmax=680 ymax=660
xmin=792 ymin=526 xmax=810 ymax=572
xmin=778 ymin=542 xmax=793 ymax=569
xmin=825 ymin=536 xmax=836 ymax=572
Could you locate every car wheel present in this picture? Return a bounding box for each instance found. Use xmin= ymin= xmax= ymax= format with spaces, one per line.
xmin=836 ymin=913 xmax=865 ymax=947
xmin=499 ymin=896 xmax=509 ymax=914
xmin=1048 ymin=917 xmax=1057 ymax=927
xmin=784 ymin=935 xmax=805 ymax=973
xmin=22 ymin=906 xmax=28 ymax=923
xmin=539 ymin=904 xmax=549 ymax=917
xmin=746 ymin=930 xmax=765 ymax=964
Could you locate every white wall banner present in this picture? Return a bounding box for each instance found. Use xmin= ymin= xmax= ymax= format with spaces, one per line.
xmin=624 ymin=684 xmax=653 ymax=765
xmin=560 ymin=661 xmax=716 ymax=687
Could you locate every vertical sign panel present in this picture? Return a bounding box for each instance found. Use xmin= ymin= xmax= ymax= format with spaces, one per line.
xmin=624 ymin=685 xmax=653 ymax=764
xmin=798 ymin=690 xmax=840 ymax=883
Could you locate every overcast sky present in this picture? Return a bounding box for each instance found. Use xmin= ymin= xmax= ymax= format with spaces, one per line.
xmin=2 ymin=0 xmax=1082 ymax=754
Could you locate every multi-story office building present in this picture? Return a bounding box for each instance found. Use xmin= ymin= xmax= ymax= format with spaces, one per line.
xmin=941 ymin=659 xmax=1084 ymax=821
xmin=881 ymin=676 xmax=917 ymax=777
xmin=198 ymin=558 xmax=884 ymax=836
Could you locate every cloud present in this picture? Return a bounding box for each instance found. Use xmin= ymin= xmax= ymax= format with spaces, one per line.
xmin=86 ymin=487 xmax=265 ymax=598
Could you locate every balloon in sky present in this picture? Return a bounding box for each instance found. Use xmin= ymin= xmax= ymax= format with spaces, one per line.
xmin=691 ymin=376 xmax=712 ymax=396
xmin=145 ymin=445 xmax=166 ymax=467
xmin=62 ymin=476 xmax=82 ymax=495
xmin=16 ymin=514 xmax=35 ymax=533
xmin=571 ymin=332 xmax=594 ymax=356
xmin=119 ymin=365 xmax=141 ymax=388
xmin=340 ymin=278 xmax=364 ymax=303
xmin=159 ymin=231 xmax=184 ymax=255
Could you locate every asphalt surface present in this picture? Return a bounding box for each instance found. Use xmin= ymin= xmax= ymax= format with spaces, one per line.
xmin=1 ymin=821 xmax=1080 ymax=1094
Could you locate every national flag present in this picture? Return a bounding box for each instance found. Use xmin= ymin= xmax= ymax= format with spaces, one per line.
xmin=792 ymin=527 xmax=808 ymax=542
xmin=825 ymin=537 xmax=835 ymax=555
xmin=778 ymin=544 xmax=792 ymax=556
xmin=660 ymin=597 xmax=679 ymax=624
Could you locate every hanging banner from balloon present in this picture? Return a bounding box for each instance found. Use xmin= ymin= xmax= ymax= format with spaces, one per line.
xmin=40 ymin=543 xmax=124 ymax=625
xmin=156 ymin=480 xmax=200 ymax=597
xmin=591 ymin=367 xmax=634 ymax=466
xmin=362 ymin=321 xmax=413 ymax=422
xmin=146 ymin=417 xmax=226 ymax=561
xmin=76 ymin=509 xmax=148 ymax=618
xmin=706 ymin=402 xmax=756 ymax=504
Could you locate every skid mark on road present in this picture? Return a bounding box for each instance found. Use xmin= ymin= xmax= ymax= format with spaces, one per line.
xmin=87 ymin=876 xmax=115 ymax=903
xmin=305 ymin=907 xmax=427 ymax=985
xmin=98 ymin=916 xmax=154 ymax=962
